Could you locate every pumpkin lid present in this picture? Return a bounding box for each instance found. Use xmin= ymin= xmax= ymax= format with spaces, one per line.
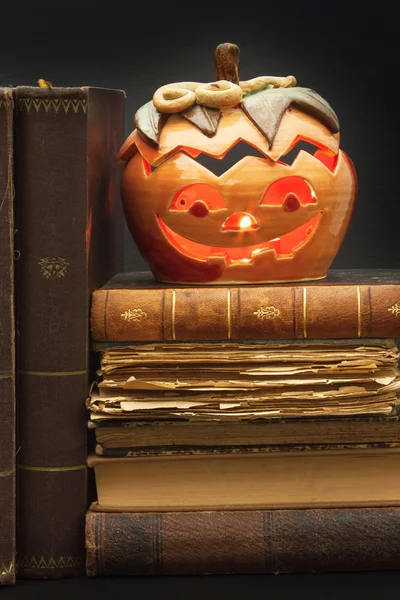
xmin=132 ymin=43 xmax=339 ymax=150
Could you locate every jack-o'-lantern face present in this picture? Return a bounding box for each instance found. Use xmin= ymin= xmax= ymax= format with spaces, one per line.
xmin=118 ymin=45 xmax=357 ymax=284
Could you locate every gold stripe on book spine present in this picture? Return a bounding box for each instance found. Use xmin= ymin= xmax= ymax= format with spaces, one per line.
xmin=0 ymin=371 xmax=13 ymax=379
xmin=303 ymin=288 xmax=307 ymax=338
xmin=0 ymin=469 xmax=14 ymax=477
xmin=357 ymin=286 xmax=362 ymax=337
xmin=227 ymin=290 xmax=232 ymax=339
xmin=171 ymin=290 xmax=176 ymax=340
xmin=18 ymin=465 xmax=86 ymax=472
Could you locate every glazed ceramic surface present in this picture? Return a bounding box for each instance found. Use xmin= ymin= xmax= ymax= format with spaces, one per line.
xmin=118 ymin=45 xmax=357 ymax=284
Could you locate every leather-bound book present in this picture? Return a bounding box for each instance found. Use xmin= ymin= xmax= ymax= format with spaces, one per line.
xmin=90 ymin=269 xmax=400 ymax=343
xmin=0 ymin=88 xmax=16 ymax=585
xmin=14 ymin=85 xmax=125 ymax=579
xmin=86 ymin=506 xmax=400 ymax=576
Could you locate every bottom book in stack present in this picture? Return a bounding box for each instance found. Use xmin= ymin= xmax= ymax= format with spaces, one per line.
xmin=86 ymin=338 xmax=400 ymax=575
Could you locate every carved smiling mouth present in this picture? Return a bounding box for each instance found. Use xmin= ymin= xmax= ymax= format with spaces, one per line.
xmin=158 ymin=213 xmax=322 ymax=265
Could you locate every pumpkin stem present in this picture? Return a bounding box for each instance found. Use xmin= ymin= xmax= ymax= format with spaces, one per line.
xmin=215 ymin=43 xmax=240 ymax=84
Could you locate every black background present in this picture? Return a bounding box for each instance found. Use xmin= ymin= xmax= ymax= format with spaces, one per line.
xmin=2 ymin=0 xmax=400 ymax=596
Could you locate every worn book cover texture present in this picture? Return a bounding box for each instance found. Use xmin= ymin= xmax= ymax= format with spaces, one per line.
xmin=90 ymin=269 xmax=400 ymax=342
xmin=15 ymin=86 xmax=125 ymax=579
xmin=0 ymin=88 xmax=16 ymax=585
xmin=86 ymin=507 xmax=400 ymax=576
xmin=92 ymin=415 xmax=400 ymax=451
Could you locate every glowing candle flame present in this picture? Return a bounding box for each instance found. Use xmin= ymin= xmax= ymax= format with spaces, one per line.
xmin=240 ymin=215 xmax=252 ymax=229
xmin=221 ymin=212 xmax=258 ymax=231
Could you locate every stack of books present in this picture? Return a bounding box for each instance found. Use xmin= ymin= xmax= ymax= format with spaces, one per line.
xmin=1 ymin=45 xmax=399 ymax=585
xmin=85 ymin=270 xmax=400 ymax=576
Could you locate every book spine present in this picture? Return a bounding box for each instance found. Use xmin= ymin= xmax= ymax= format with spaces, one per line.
xmin=0 ymin=88 xmax=16 ymax=585
xmin=15 ymin=87 xmax=125 ymax=579
xmin=91 ymin=284 xmax=400 ymax=341
xmin=93 ymin=416 xmax=400 ymax=450
xmin=86 ymin=507 xmax=400 ymax=576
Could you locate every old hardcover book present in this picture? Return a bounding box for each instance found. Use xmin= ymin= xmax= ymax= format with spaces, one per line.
xmin=90 ymin=269 xmax=400 ymax=342
xmin=0 ymin=88 xmax=15 ymax=585
xmin=96 ymin=441 xmax=400 ymax=457
xmin=88 ymin=447 xmax=400 ymax=511
xmin=85 ymin=506 xmax=400 ymax=576
xmin=91 ymin=415 xmax=400 ymax=453
xmin=15 ymin=86 xmax=125 ymax=579
xmin=88 ymin=338 xmax=400 ymax=420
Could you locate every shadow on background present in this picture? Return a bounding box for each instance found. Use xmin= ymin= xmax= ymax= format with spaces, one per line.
xmin=1 ymin=0 xmax=398 ymax=272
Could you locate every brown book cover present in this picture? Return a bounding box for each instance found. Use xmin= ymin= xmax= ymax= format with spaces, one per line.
xmin=0 ymin=88 xmax=16 ymax=585
xmin=90 ymin=269 xmax=400 ymax=342
xmin=14 ymin=86 xmax=125 ymax=579
xmin=85 ymin=506 xmax=400 ymax=576
xmin=92 ymin=415 xmax=400 ymax=452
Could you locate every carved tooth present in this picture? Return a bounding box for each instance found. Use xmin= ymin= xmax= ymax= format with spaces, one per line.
xmin=269 ymin=109 xmax=340 ymax=161
xmin=207 ymin=254 xmax=231 ymax=268
xmin=251 ymin=246 xmax=277 ymax=264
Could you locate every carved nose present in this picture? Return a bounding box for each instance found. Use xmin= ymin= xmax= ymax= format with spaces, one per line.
xmin=221 ymin=212 xmax=259 ymax=231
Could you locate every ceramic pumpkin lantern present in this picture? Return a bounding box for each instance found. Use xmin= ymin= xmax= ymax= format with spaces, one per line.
xmin=118 ymin=43 xmax=357 ymax=284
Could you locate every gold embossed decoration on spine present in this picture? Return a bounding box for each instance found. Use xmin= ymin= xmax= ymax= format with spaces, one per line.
xmin=120 ymin=308 xmax=147 ymax=322
xmin=388 ymin=304 xmax=400 ymax=317
xmin=254 ymin=306 xmax=281 ymax=320
xmin=21 ymin=555 xmax=81 ymax=570
xmin=118 ymin=43 xmax=357 ymax=285
xmin=226 ymin=289 xmax=232 ymax=339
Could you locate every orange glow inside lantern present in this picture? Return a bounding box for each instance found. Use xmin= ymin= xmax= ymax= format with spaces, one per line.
xmin=156 ymin=175 xmax=324 ymax=265
xmin=118 ymin=44 xmax=357 ymax=284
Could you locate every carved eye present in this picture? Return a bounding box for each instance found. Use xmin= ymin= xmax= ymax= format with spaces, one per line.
xmin=283 ymin=194 xmax=300 ymax=212
xmin=261 ymin=176 xmax=317 ymax=207
xmin=170 ymin=183 xmax=226 ymax=216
